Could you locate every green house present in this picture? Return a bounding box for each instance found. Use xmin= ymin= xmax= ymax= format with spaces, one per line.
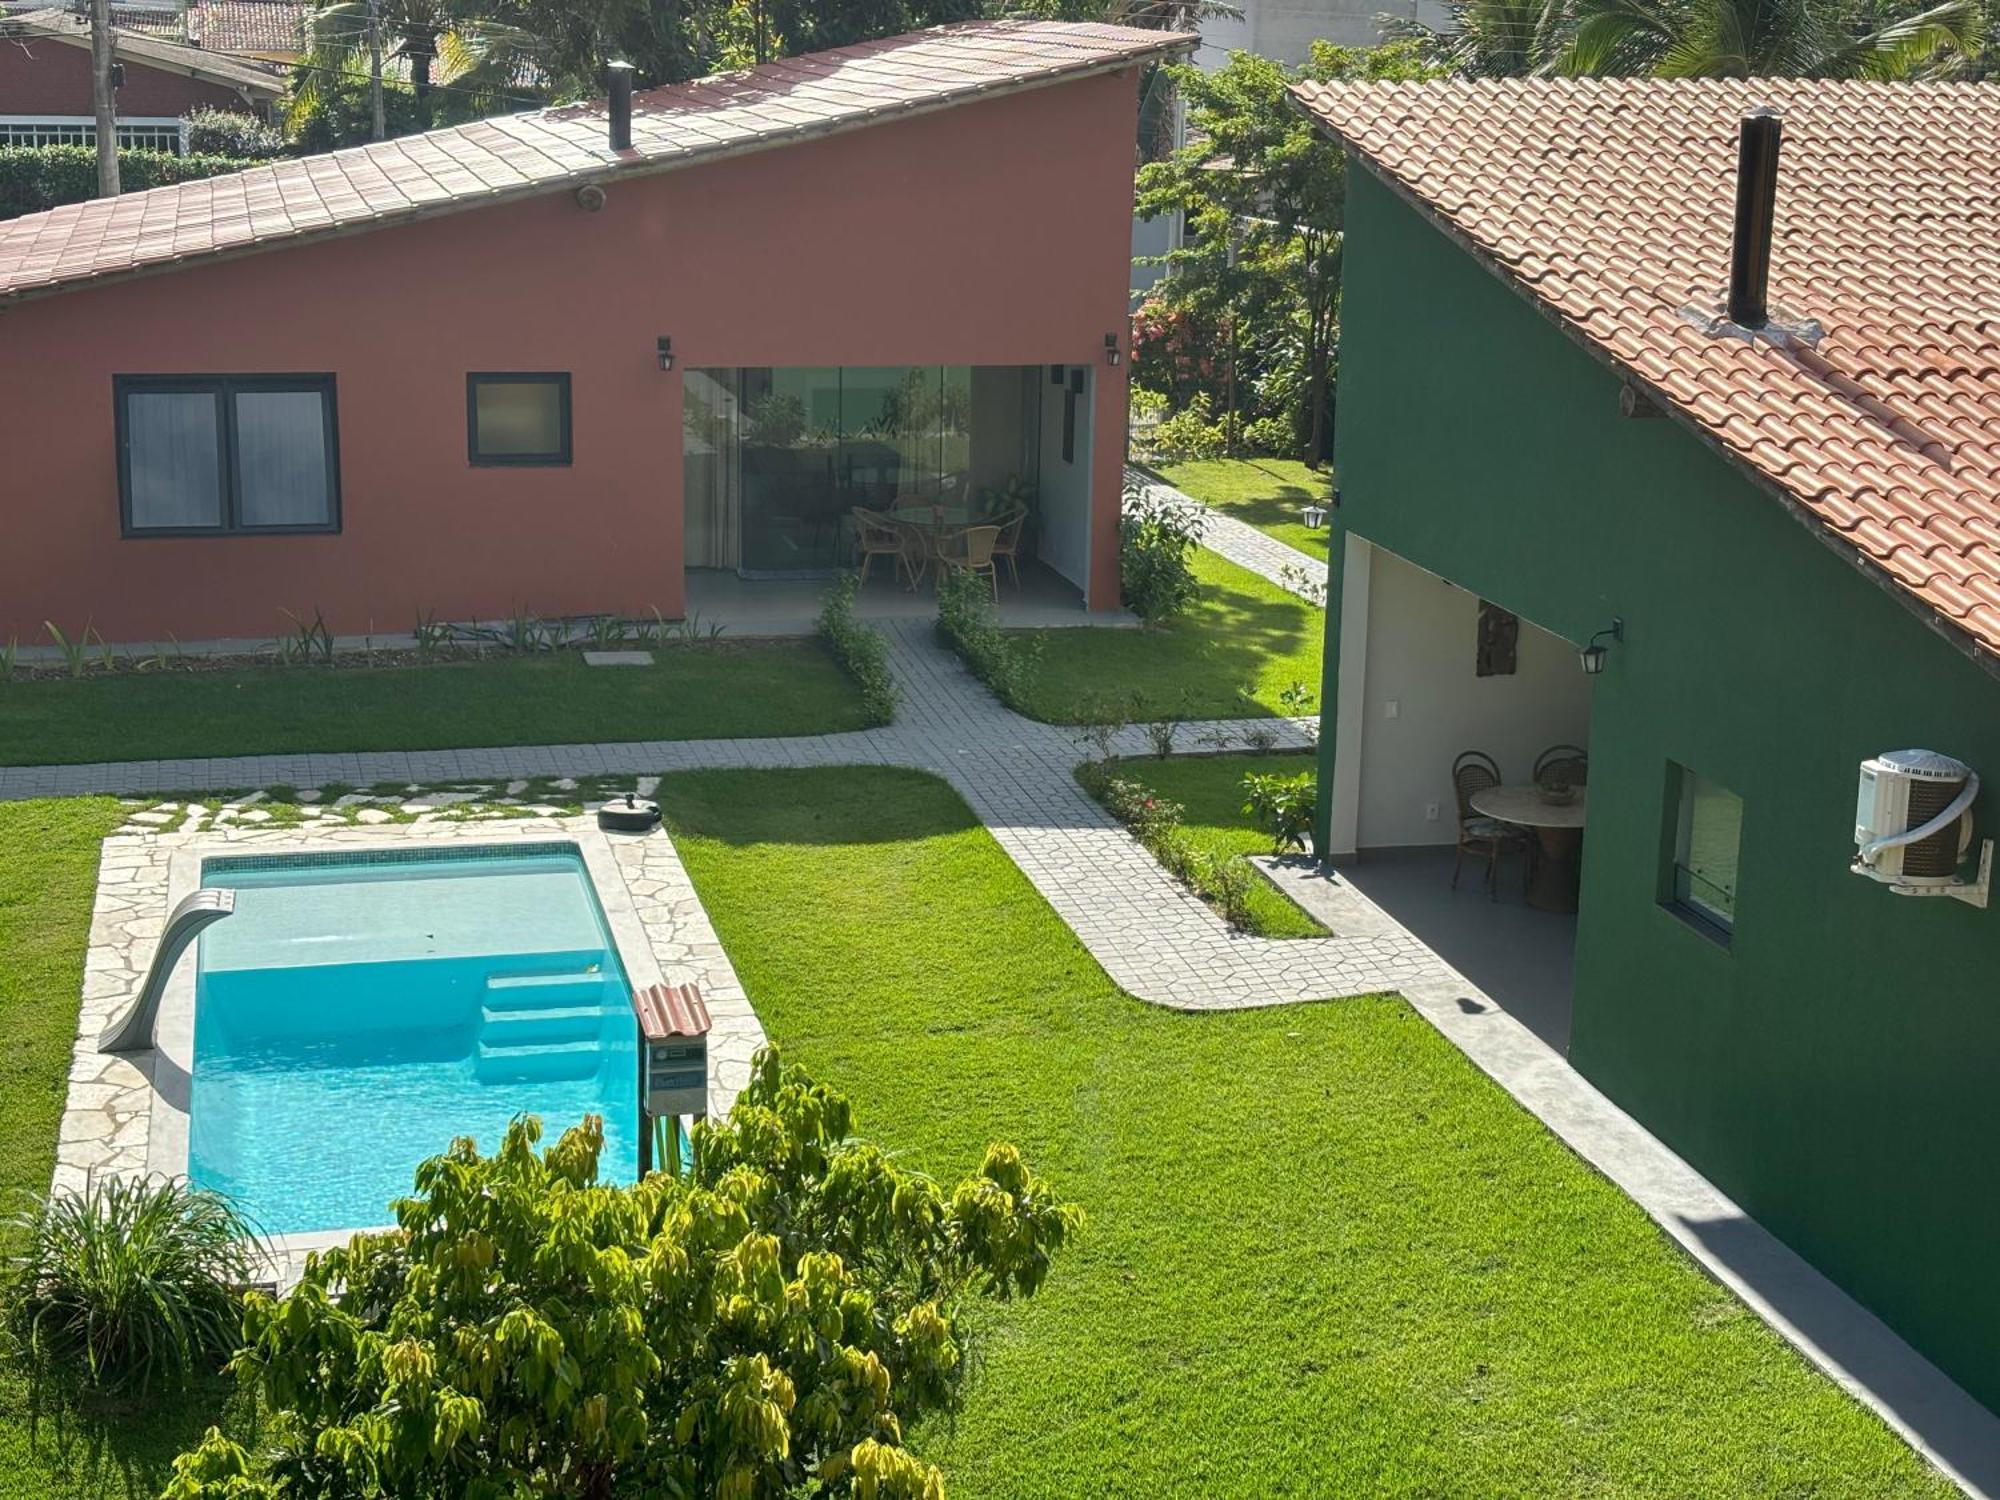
xmin=1296 ymin=80 xmax=2000 ymax=1415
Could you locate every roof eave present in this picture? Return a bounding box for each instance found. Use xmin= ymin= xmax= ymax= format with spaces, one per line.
xmin=1290 ymin=90 xmax=2000 ymax=688
xmin=2 ymin=14 xmax=283 ymax=96
xmin=0 ymin=34 xmax=1189 ymax=312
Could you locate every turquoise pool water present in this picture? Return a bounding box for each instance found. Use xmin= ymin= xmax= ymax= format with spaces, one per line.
xmin=187 ymin=846 xmax=639 ymax=1234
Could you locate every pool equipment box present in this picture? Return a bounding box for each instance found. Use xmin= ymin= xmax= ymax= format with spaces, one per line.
xmin=633 ymin=979 xmax=711 ymax=1115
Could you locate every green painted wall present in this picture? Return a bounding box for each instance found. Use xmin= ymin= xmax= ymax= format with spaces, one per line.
xmin=1326 ymin=164 xmax=2000 ymax=1412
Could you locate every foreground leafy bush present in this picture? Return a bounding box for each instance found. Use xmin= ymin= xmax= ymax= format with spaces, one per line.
xmin=1120 ymin=479 xmax=1205 ymax=624
xmin=1243 ymin=771 xmax=1316 ymax=854
xmin=936 ymin=569 xmax=1043 ymax=712
xmin=165 ymin=1049 xmax=1080 ymax=1499
xmin=818 ymin=571 xmax=899 ymax=725
xmin=0 ymin=146 xmax=258 ymax=219
xmin=2 ymin=1176 xmax=259 ymax=1394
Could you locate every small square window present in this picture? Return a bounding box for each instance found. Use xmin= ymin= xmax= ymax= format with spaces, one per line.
xmin=468 ymin=373 xmax=571 ymax=465
xmin=1665 ymin=764 xmax=1742 ymax=942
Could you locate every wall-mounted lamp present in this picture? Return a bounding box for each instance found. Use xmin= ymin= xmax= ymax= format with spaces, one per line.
xmin=1579 ymin=617 xmax=1623 ymax=675
xmin=1104 ymin=332 xmax=1121 ymax=366
xmin=656 ymin=336 xmax=674 ymax=372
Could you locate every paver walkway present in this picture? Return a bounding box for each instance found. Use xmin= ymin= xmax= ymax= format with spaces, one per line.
xmin=1124 ymin=465 xmax=1329 ymax=603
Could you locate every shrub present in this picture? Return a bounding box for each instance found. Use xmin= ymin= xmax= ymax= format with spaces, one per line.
xmin=0 ymin=146 xmax=258 ymax=220
xmin=162 ymin=1049 xmax=1080 ymax=1499
xmin=1128 ymin=385 xmax=1170 ymax=420
xmin=1151 ymin=395 xmax=1229 ymax=461
xmin=181 ymin=108 xmax=288 ymax=160
xmin=1088 ymin=768 xmax=1259 ymax=931
xmin=1241 ymin=413 xmax=1297 ymax=457
xmin=1243 ymin=770 xmax=1316 ymax=855
xmin=2 ymin=1177 xmax=259 ymax=1394
xmin=936 ymin=568 xmax=1043 ymax=712
xmin=1120 ymin=477 xmax=1205 ymax=624
xmin=818 ymin=571 xmax=899 ymax=725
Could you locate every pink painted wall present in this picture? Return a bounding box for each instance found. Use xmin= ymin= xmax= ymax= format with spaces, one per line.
xmin=0 ymin=69 xmax=1138 ymax=643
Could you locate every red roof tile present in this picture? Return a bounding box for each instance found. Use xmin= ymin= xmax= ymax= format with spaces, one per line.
xmin=1292 ymin=79 xmax=2000 ymax=667
xmin=0 ymin=20 xmax=1189 ymax=304
xmin=185 ymin=0 xmax=305 ymax=56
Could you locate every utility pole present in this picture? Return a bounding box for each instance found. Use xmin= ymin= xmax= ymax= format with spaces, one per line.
xmin=367 ymin=0 xmax=386 ymax=141
xmin=89 ymin=0 xmax=119 ymax=196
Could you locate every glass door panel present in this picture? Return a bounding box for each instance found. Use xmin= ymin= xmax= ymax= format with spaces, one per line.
xmin=739 ymin=366 xmax=843 ymax=575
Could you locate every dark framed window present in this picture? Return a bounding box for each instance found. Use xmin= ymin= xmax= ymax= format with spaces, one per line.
xmin=115 ymin=375 xmax=340 ymax=536
xmin=467 ymin=372 xmax=571 ymax=466
xmin=1662 ymin=762 xmax=1742 ymax=946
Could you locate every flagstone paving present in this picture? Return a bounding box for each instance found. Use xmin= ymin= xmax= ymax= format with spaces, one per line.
xmin=1125 ymin=465 xmax=1329 ymax=604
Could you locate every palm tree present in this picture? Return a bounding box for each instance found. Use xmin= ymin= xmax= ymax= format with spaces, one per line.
xmin=1437 ymin=0 xmax=1573 ymax=74
xmin=1564 ymin=0 xmax=1987 ymax=76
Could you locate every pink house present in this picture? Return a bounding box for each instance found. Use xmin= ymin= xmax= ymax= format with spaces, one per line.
xmin=0 ymin=21 xmax=1184 ymax=644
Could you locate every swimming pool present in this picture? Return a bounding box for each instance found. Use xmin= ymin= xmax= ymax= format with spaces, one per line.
xmin=186 ymin=844 xmax=639 ymax=1234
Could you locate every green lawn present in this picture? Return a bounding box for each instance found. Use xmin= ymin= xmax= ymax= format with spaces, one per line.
xmin=1155 ymin=457 xmax=1334 ymax=559
xmin=660 ymin=766 xmax=1951 ymax=1499
xmin=1013 ymin=550 xmax=1324 ymax=723
xmin=0 ymin=798 xmax=242 ymax=1498
xmin=0 ymin=643 xmax=869 ymax=767
xmin=1082 ymin=751 xmax=1325 ymax=939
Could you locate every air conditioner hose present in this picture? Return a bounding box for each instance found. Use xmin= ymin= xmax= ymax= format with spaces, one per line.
xmin=1858 ymin=771 xmax=1980 ymax=866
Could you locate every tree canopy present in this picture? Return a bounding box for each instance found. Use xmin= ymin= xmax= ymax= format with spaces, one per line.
xmin=161 ymin=1049 xmax=1079 ymax=1499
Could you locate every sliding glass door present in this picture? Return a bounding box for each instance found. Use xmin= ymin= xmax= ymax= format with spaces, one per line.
xmin=684 ymin=365 xmax=977 ymax=578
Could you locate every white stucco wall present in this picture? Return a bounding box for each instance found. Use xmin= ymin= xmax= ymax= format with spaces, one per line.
xmin=1350 ymin=540 xmax=1596 ymax=849
xmin=1037 ymin=366 xmax=1094 ymax=592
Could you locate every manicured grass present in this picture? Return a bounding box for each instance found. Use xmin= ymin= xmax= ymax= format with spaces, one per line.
xmin=1012 ymin=550 xmax=1324 ymax=722
xmin=661 ymin=765 xmax=1952 ymax=1499
xmin=1083 ymin=750 xmax=1325 ymax=939
xmin=0 ymin=798 xmax=240 ymax=1497
xmin=0 ymin=642 xmax=869 ymax=767
xmin=1155 ymin=456 xmax=1334 ymax=559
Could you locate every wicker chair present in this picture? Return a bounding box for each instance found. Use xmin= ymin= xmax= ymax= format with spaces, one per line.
xmin=937 ymin=524 xmax=1002 ymax=602
xmin=1451 ymin=750 xmax=1532 ymax=899
xmin=853 ymin=507 xmax=921 ymax=591
xmin=1533 ymin=744 xmax=1590 ymax=788
xmin=990 ymin=508 xmax=1028 ymax=588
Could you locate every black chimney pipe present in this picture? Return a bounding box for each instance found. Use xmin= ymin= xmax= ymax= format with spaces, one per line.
xmin=607 ymin=60 xmax=635 ymax=152
xmin=1727 ymin=108 xmax=1782 ymax=330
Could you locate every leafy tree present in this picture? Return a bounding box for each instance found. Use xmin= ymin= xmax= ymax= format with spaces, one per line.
xmin=1389 ymin=0 xmax=1988 ymax=76
xmin=160 ymin=1048 xmax=1079 ymax=1499
xmin=1135 ymin=40 xmax=1437 ymax=463
xmin=1564 ymin=0 xmax=1986 ymax=76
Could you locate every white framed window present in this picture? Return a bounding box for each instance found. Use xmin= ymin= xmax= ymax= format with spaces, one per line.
xmin=0 ymin=116 xmax=186 ymax=152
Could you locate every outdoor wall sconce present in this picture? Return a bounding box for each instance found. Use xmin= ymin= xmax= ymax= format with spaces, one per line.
xmin=1579 ymin=617 xmax=1624 ymax=675
xmin=1104 ymin=333 xmax=1122 ymax=366
xmin=656 ymin=336 xmax=674 ymax=372
xmin=1301 ymin=503 xmax=1328 ymax=528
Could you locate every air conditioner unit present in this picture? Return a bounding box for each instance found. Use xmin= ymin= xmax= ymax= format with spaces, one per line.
xmin=1853 ymin=749 xmax=1990 ymax=907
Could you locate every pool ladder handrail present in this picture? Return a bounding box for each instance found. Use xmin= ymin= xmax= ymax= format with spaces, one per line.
xmin=98 ymin=888 xmax=235 ymax=1054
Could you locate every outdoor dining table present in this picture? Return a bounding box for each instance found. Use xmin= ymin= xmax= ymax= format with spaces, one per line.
xmin=888 ymin=502 xmax=979 ymax=581
xmin=1469 ymin=784 xmax=1588 ymax=914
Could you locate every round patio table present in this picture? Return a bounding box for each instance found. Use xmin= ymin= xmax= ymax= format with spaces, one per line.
xmin=1470 ymin=785 xmax=1588 ymax=914
xmin=888 ymin=503 xmax=979 ymax=583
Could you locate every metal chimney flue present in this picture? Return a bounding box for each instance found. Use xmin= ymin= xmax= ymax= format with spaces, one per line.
xmin=607 ymin=60 xmax=635 ymax=152
xmin=1728 ymin=108 xmax=1782 ymax=330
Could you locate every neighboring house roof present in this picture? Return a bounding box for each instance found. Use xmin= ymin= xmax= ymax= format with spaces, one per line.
xmin=1293 ymin=79 xmax=2000 ymax=670
xmin=0 ymin=20 xmax=1190 ymax=308
xmin=185 ymin=0 xmax=304 ymax=58
xmin=0 ymin=6 xmax=284 ymax=96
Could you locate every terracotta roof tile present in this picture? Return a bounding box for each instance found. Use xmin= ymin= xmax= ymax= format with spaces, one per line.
xmin=0 ymin=21 xmax=1188 ymax=304
xmin=185 ymin=0 xmax=304 ymax=56
xmin=1293 ymin=79 xmax=2000 ymax=663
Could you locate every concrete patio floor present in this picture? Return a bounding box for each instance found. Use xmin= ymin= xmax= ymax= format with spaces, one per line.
xmin=1337 ymin=845 xmax=1577 ymax=1053
xmin=684 ymin=560 xmax=1138 ymax=637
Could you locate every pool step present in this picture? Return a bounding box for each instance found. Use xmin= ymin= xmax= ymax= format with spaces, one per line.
xmin=482 ymin=969 xmax=608 ymax=1012
xmin=478 ymin=1003 xmax=611 ymax=1048
xmin=474 ymin=1036 xmax=603 ymax=1084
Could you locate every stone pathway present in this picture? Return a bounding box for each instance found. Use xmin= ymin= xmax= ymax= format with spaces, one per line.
xmin=1124 ymin=465 xmax=1329 ymax=604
